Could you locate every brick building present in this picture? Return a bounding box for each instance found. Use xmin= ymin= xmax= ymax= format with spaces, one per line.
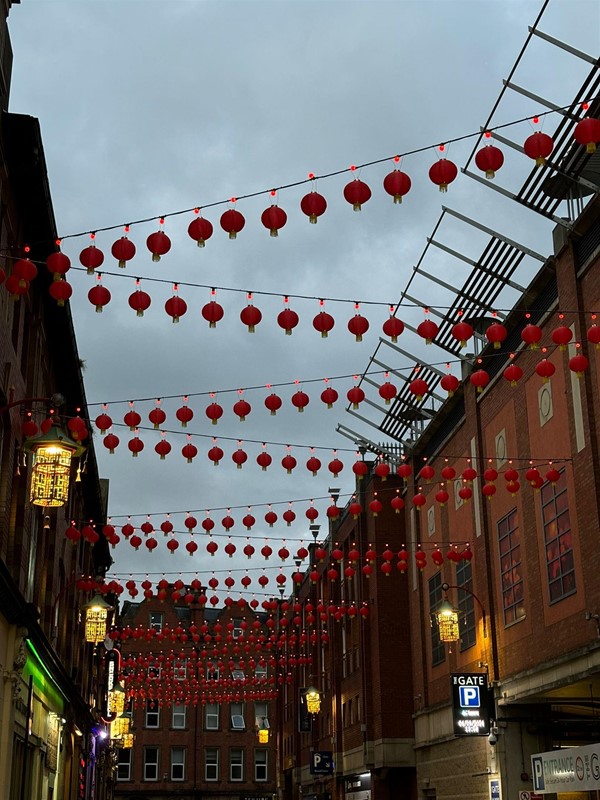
xmin=0 ymin=3 xmax=113 ymax=799
xmin=114 ymin=594 xmax=279 ymax=800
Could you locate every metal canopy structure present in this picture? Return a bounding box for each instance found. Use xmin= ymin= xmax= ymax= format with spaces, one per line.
xmin=338 ymin=10 xmax=600 ymax=457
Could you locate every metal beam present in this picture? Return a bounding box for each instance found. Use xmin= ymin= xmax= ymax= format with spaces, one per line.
xmin=529 ymin=26 xmax=599 ymax=65
xmin=378 ymin=339 xmax=462 ymax=373
xmin=412 ymin=262 xmax=507 ymax=318
xmin=442 ymin=206 xmax=547 ymax=261
xmin=503 ymin=79 xmax=579 ymax=119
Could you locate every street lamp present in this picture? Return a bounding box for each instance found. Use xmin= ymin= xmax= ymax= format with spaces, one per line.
xmin=23 ymin=423 xmax=85 ymax=507
xmin=304 ymin=686 xmax=322 ymax=715
xmin=83 ymin=594 xmax=112 ymax=644
xmin=435 ymin=582 xmax=487 ymax=644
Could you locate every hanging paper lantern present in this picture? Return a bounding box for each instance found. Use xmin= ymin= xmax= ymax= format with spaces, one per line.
xmin=149 ymin=404 xmax=166 ymax=429
xmin=482 ymin=483 xmax=496 ymax=500
xmin=188 ymin=214 xmax=214 ymax=247
xmin=165 ymin=293 xmax=187 ymax=323
xmin=429 ymin=158 xmax=458 ymax=192
xmin=441 ymin=373 xmax=459 ymax=396
xmin=486 ymin=321 xmax=508 ymax=349
xmin=205 ymin=401 xmax=224 ymax=425
xmin=347 ymin=385 xmax=365 ymax=409
xmin=470 ymin=369 xmax=490 ymax=393
xmin=382 ymin=314 xmax=405 ymax=342
xmin=441 ymin=465 xmax=456 ymax=481
xmin=13 ymin=258 xmax=37 ymax=286
xmin=182 ymin=441 xmax=198 ymax=463
xmin=103 ymin=432 xmax=120 ymax=454
xmin=574 ymin=116 xmax=600 ymax=153
xmin=284 ymin=509 xmax=297 ymax=526
xmin=281 ymin=453 xmax=297 ymax=474
xmin=264 ymin=392 xmax=282 ymax=415
xmin=95 ymin=411 xmax=112 ymax=434
xmin=233 ymin=397 xmax=251 ymax=421
xmin=261 ymin=205 xmax=287 ymax=237
xmin=176 ymin=400 xmax=194 ymax=427
xmin=458 ymin=486 xmax=473 ymax=502
xmin=412 ymin=493 xmax=426 ymax=510
xmin=462 ymin=466 xmax=477 ymax=483
xmin=348 ymin=312 xmax=369 ymax=342
xmin=313 ymin=310 xmax=335 ymax=338
xmin=128 ymin=435 xmax=144 ymax=457
xmin=146 ymin=229 xmax=171 ymax=261
xmin=484 ymin=467 xmax=498 ymax=482
xmin=128 ymin=288 xmax=151 ymax=316
xmin=419 ymin=464 xmax=435 ymax=482
xmin=374 ymin=461 xmax=390 ymax=480
xmin=504 ymin=467 xmax=519 ymax=483
xmin=551 ymin=325 xmax=573 ymax=350
xmin=383 ymin=169 xmax=411 ymax=203
xmin=506 ymin=481 xmax=520 ymax=496
xmin=240 ymin=303 xmax=262 ymax=332
xmin=409 ymin=378 xmax=428 ymax=401
xmin=569 ymin=353 xmax=589 ymax=377
xmin=208 ymin=444 xmax=224 ymax=465
xmin=49 ymin=278 xmax=72 ymax=307
xmin=291 ymin=390 xmax=310 ymax=412
xmin=300 ymin=190 xmax=327 ymax=223
xmin=369 ymin=498 xmax=382 ymax=517
xmin=432 ymin=549 xmax=444 ymax=566
xmin=124 ymin=408 xmax=141 ymax=430
xmin=475 ymin=144 xmax=504 ymax=178
xmin=264 ymin=509 xmax=278 ymax=527
xmin=523 ymin=131 xmax=554 ymax=166
xmin=321 ymin=385 xmax=339 ymax=408
xmin=451 ymin=320 xmax=474 ymax=348
xmin=79 ymin=244 xmax=104 ymax=273
xmin=111 ymin=235 xmax=136 ymax=267
xmin=202 ymin=299 xmax=224 ymax=328
xmin=277 ymin=305 xmax=299 ymax=335
xmin=391 ymin=494 xmax=404 ymax=513
xmin=220 ymin=208 xmax=246 ymax=239
xmin=46 ymin=251 xmax=71 ymax=280
xmin=155 ymin=437 xmax=171 ymax=460
xmin=417 ymin=317 xmax=439 ymax=344
xmin=328 ymin=455 xmax=344 ymax=477
xmin=257 ymin=450 xmax=272 ymax=471
xmin=5 ymin=274 xmax=29 ymax=298
xmin=587 ymin=323 xmax=600 ymax=348
xmin=352 ymin=459 xmax=368 ymax=480
xmin=306 ymin=455 xmax=321 ymax=476
xmin=435 ymin=489 xmax=449 ymax=506
xmin=378 ymin=380 xmax=397 ymax=405
xmin=503 ymin=363 xmax=523 ymax=387
xmin=397 ymin=463 xmax=412 ymax=481
xmin=343 ymin=178 xmax=371 ymax=211
xmin=88 ymin=283 xmax=111 ymax=312
xmin=349 ymin=501 xmax=362 ymax=519
xmin=521 ymin=322 xmax=543 ymax=349
xmin=525 ymin=467 xmax=541 ymax=486
xmin=327 ymin=505 xmax=340 ymax=522
xmin=546 ymin=467 xmax=561 ymax=484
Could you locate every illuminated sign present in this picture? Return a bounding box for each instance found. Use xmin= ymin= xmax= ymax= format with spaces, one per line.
xmin=532 ymin=743 xmax=600 ymax=794
xmin=451 ymin=673 xmax=490 ymax=736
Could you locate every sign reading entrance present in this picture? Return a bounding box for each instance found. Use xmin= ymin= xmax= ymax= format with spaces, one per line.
xmin=531 ymin=743 xmax=600 ymax=794
xmin=451 ymin=673 xmax=490 ymax=736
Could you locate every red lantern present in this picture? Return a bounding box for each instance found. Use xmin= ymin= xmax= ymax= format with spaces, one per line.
xmin=348 ymin=312 xmax=369 ymax=342
xmin=261 ymin=205 xmax=287 ymax=237
xmin=233 ymin=397 xmax=251 ymax=421
xmin=188 ymin=215 xmax=214 ymax=247
xmin=328 ymin=456 xmax=344 ymax=477
xmin=46 ymin=251 xmax=71 ymax=280
xmin=128 ymin=435 xmax=144 ymax=457
xmin=552 ymin=325 xmax=573 ymax=350
xmin=343 ymin=178 xmax=371 ymax=211
xmin=353 ymin=459 xmax=368 ymax=480
xmin=306 ymin=455 xmax=321 ymax=476
xmin=587 ymin=324 xmax=600 ymax=349
xmin=313 ymin=310 xmax=335 ymax=338
xmin=569 ymin=353 xmax=589 ymax=377
xmin=397 ymin=463 xmax=412 ymax=481
xmin=383 ymin=169 xmax=411 ymax=203
xmin=165 ymin=293 xmax=187 ymax=323
xmin=284 ymin=509 xmax=297 ymax=526
xmin=202 ymin=299 xmax=224 ymax=328
xmin=79 ymin=244 xmax=104 ymax=273
xmin=124 ymin=408 xmax=141 ymax=430
xmin=13 ymin=258 xmax=37 ymax=285
xmin=417 ymin=317 xmax=438 ymax=344
xmin=418 ymin=464 xmax=434 ymax=483
xmin=5 ymin=274 xmax=29 ymax=298
xmin=300 ymin=190 xmax=327 ymax=223
xmin=484 ymin=467 xmax=498 ymax=482
xmin=146 ymin=229 xmax=171 ymax=261
xmin=378 ymin=380 xmax=397 ymax=405
xmin=49 ymin=279 xmax=72 ymax=307
xmin=240 ymin=303 xmax=262 ymax=333
xmin=291 ymin=390 xmax=309 ymax=412
xmin=470 ymin=369 xmax=490 ymax=393
xmin=149 ymin=405 xmax=166 ymax=429
xmin=88 ymin=283 xmax=111 ymax=312
xmin=103 ymin=433 xmax=120 ymax=454
xmin=574 ymin=116 xmax=600 ymax=153
xmin=182 ymin=441 xmax=198 ymax=463
xmin=458 ymin=486 xmax=472 ymax=502
xmin=176 ymin=400 xmax=194 ymax=428
xmin=257 ymin=450 xmax=272 ymax=471
xmin=349 ymin=501 xmax=362 ymax=519
xmin=441 ymin=373 xmax=459 ymax=396
xmin=486 ymin=321 xmax=508 ymax=349
xmin=482 ymin=483 xmax=496 ymax=500
xmin=264 ymin=510 xmax=278 ymax=527
xmin=546 ymin=467 xmax=561 ymax=484
xmin=409 ymin=378 xmax=428 ymax=401
xmin=205 ymin=401 xmax=224 ymax=425
xmin=128 ymin=288 xmax=151 ymax=316
xmin=277 ymin=305 xmax=299 ymax=335
xmin=321 ymin=385 xmax=339 ymax=408
xmin=232 ymin=447 xmax=247 ymax=469
xmin=111 ymin=235 xmax=136 ymax=267
xmin=264 ymin=392 xmax=282 ymax=415
xmin=208 ymin=444 xmax=224 ymax=465
xmin=374 ymin=461 xmax=390 ymax=480
xmin=412 ymin=493 xmax=426 ymax=510
xmin=220 ymin=208 xmax=246 ymax=239
xmin=462 ymin=466 xmax=477 ymax=483
xmin=428 ymin=158 xmax=458 ymax=192
xmin=521 ymin=322 xmax=543 ymax=349
xmin=504 ymin=467 xmax=519 ymax=482
xmin=391 ymin=494 xmax=404 ymax=513
xmin=281 ymin=453 xmax=297 ymax=474
xmin=474 ymin=144 xmax=504 ymax=178
xmin=155 ymin=437 xmax=171 ymax=460
xmin=347 ymin=385 xmax=365 ymax=409
xmin=503 ymin=363 xmax=523 ymax=386
xmin=95 ymin=411 xmax=113 ymax=434
xmin=523 ymin=131 xmax=554 ymax=166
xmin=369 ymin=498 xmax=382 ymax=517
xmin=435 ymin=489 xmax=449 ymax=506
xmin=451 ymin=320 xmax=474 ymax=348
xmin=382 ymin=314 xmax=405 ymax=342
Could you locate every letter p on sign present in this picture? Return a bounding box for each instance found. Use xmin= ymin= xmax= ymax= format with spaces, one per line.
xmin=459 ymin=686 xmax=480 ymax=707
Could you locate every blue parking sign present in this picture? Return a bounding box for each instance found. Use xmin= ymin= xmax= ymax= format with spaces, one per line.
xmin=459 ymin=685 xmax=480 ymax=707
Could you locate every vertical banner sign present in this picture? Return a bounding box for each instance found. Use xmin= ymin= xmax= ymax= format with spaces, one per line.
xmin=298 ymin=688 xmax=312 ymax=733
xmin=451 ymin=673 xmax=490 ymax=735
xmin=102 ymin=649 xmax=119 ymax=720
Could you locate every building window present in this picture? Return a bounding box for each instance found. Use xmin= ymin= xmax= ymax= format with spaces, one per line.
xmin=147 ymin=661 xmax=162 ymax=681
xmin=428 ymin=572 xmax=445 ymax=666
xmin=232 ymin=662 xmax=245 ymax=682
xmin=174 ymin=658 xmax=187 ymax=680
xmin=231 ymin=702 xmax=245 ymax=730
xmin=498 ymin=509 xmax=525 ymax=624
xmin=206 ymin=666 xmax=220 ymax=681
xmin=255 ymin=663 xmax=267 ymax=681
xmin=116 ymin=749 xmax=131 ymax=781
xmin=233 ymin=617 xmax=243 ymax=638
xmin=230 ymin=748 xmax=244 ymax=781
xmin=205 ymin=702 xmax=219 ymax=730
xmin=456 ymin=559 xmax=476 ymax=649
xmin=255 ymin=749 xmax=268 ymax=781
xmin=171 ymin=747 xmax=185 ymax=781
xmin=254 ymin=701 xmax=269 ymax=730
xmin=149 ymin=611 xmax=164 ymax=632
xmin=205 ymin=747 xmax=219 ymax=781
xmin=144 ymin=747 xmax=159 ymax=781
xmin=145 ymin=699 xmax=160 ymax=728
xmin=541 ymin=469 xmax=576 ymax=603
xmin=172 ymin=703 xmax=187 ymax=729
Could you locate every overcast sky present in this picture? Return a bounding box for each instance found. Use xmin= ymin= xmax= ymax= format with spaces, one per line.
xmin=7 ymin=0 xmax=600 ymax=594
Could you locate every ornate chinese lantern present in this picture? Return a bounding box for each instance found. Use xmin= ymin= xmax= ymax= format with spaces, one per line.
xmin=486 ymin=321 xmax=508 ymax=349
xmin=313 ymin=309 xmax=335 ymax=338
xmin=300 ymin=189 xmax=327 ymax=223
xmin=441 ymin=373 xmax=459 ymax=396
xmin=470 ymin=369 xmax=490 ymax=393
xmin=574 ymin=116 xmax=600 ymax=153
xmin=348 ymin=310 xmax=369 ymax=341
xmin=343 ymin=178 xmax=371 ymax=211
xmin=551 ymin=324 xmax=573 ymax=350
xmin=128 ymin=287 xmax=151 ymax=316
xmin=291 ymin=390 xmax=310 ymax=412
xmin=79 ymin=243 xmax=104 ymax=274
xmin=428 ymin=158 xmax=458 ymax=192
xmin=383 ymin=168 xmax=412 ymax=203
xmin=569 ymin=353 xmax=589 ymax=377
xmin=409 ymin=378 xmax=428 ymax=401
xmin=264 ymin=392 xmax=282 ymax=415
xmin=23 ymin=423 xmax=85 ymax=507
xmin=451 ymin=319 xmax=474 ymax=348
xmin=521 ymin=322 xmax=543 ymax=349
xmin=382 ymin=313 xmax=405 ymax=342
xmin=261 ymin=205 xmax=287 ymax=236
xmin=83 ymin=594 xmax=112 ymax=644
xmin=277 ymin=303 xmax=299 ymax=335
xmin=111 ymin=235 xmax=136 ymax=268
xmin=146 ymin=228 xmax=171 ymax=261
xmin=220 ymin=208 xmax=246 ymax=239
xmin=503 ymin=363 xmax=523 ymax=386
xmin=202 ymin=297 xmax=224 ymax=328
xmin=435 ymin=599 xmax=460 ymax=643
xmin=417 ymin=316 xmax=439 ymax=344
xmin=88 ymin=283 xmax=111 ymax=312
xmin=523 ymin=131 xmax=554 ymax=166
xmin=240 ymin=301 xmax=262 ymax=332
xmin=475 ymin=144 xmax=504 ymax=178
xmin=49 ymin=279 xmax=72 ymax=307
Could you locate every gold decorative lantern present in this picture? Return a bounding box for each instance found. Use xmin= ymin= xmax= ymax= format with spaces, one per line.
xmin=108 ymin=681 xmax=126 ymax=716
xmin=120 ymin=733 xmax=134 ymax=749
xmin=258 ymin=728 xmax=270 ymax=743
xmin=305 ymin=686 xmax=322 ymax=715
xmin=435 ymin=599 xmax=461 ymax=643
xmin=83 ymin=594 xmax=112 ymax=644
xmin=23 ymin=424 xmax=85 ymax=508
xmin=110 ymin=714 xmax=131 ymax=739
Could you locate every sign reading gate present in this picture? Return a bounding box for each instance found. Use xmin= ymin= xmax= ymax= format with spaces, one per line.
xmin=451 ymin=673 xmax=490 ymax=736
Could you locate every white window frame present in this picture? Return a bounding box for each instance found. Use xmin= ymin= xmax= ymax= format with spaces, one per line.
xmin=255 ymin=663 xmax=268 ymax=681
xmin=233 ymin=618 xmax=243 ymax=638
xmin=232 ymin=668 xmax=245 ymax=681
xmin=171 ymin=747 xmax=186 ymax=781
xmin=205 ymin=747 xmax=219 ymax=781
xmin=149 ymin=611 xmax=164 ymax=632
xmin=255 ymin=749 xmax=268 ymax=782
xmin=230 ymin=748 xmax=244 ymax=782
xmin=231 ymin=702 xmax=245 ymax=730
xmin=255 ymin=701 xmax=269 ymax=730
xmin=144 ymin=747 xmax=159 ymax=781
xmin=174 ymin=658 xmax=187 ymax=681
xmin=117 ymin=748 xmax=131 ymax=781
xmin=145 ymin=699 xmax=160 ymax=728
xmin=205 ymin=702 xmax=219 ymax=730
xmin=172 ymin=703 xmax=187 ymax=729
xmin=147 ymin=662 xmax=162 ymax=681
xmin=206 ymin=666 xmax=220 ymax=681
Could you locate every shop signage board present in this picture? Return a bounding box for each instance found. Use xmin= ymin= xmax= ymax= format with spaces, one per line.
xmin=310 ymin=751 xmax=334 ymax=775
xmin=531 ymin=743 xmax=600 ymax=794
xmin=451 ymin=672 xmax=491 ymax=735
xmin=489 ymin=778 xmax=501 ymax=800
